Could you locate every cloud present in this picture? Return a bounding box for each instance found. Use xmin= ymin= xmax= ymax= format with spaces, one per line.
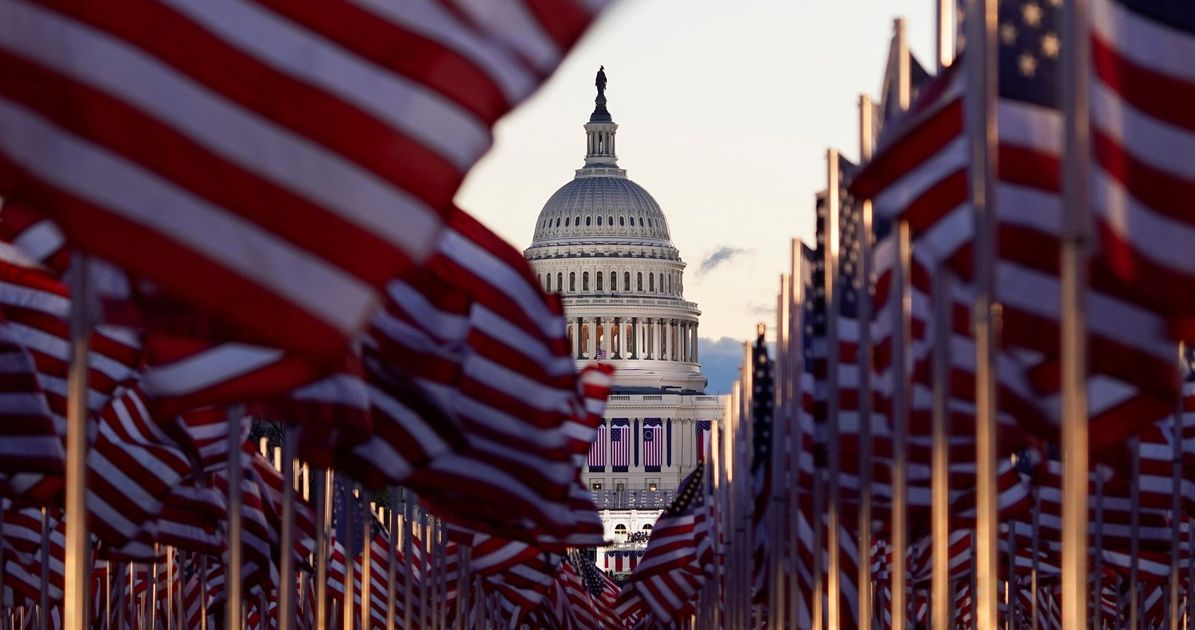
xmin=698 ymin=336 xmax=776 ymax=395
xmin=698 ymin=246 xmax=751 ymax=275
xmin=747 ymin=302 xmax=775 ymax=317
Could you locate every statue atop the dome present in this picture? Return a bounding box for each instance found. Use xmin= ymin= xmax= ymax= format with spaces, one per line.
xmin=596 ymin=65 xmax=607 ymax=98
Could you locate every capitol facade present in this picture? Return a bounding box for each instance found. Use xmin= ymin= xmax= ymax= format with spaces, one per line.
xmin=524 ymin=69 xmax=723 ymax=575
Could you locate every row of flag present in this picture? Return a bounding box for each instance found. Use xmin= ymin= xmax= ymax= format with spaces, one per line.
xmin=0 ymin=0 xmax=643 ymax=628
xmin=607 ymin=1 xmax=1195 ymax=629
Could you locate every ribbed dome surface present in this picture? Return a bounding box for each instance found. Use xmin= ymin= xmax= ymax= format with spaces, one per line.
xmin=531 ymin=174 xmax=672 ymax=245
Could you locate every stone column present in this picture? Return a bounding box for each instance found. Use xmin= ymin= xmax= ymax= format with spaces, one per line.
xmin=671 ymin=320 xmax=679 ymax=361
xmin=645 ymin=318 xmax=653 ymax=359
xmin=612 ymin=317 xmax=621 ymax=359
xmin=576 ymin=317 xmax=585 ymax=359
xmin=630 ymin=317 xmax=639 ymax=359
xmin=692 ymin=322 xmax=699 ymax=363
xmin=588 ymin=317 xmax=598 ymax=358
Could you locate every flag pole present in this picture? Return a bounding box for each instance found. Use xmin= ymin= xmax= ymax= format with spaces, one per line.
xmin=770 ymin=276 xmax=790 ymax=629
xmin=225 ymin=405 xmax=245 ymax=630
xmin=38 ymin=507 xmax=48 ymax=630
xmin=1170 ymin=346 xmax=1184 ymax=630
xmin=823 ymin=146 xmax=843 ymax=630
xmin=403 ymin=491 xmax=415 ymax=630
xmin=1061 ymin=0 xmax=1092 ymax=627
xmin=857 ymin=93 xmax=876 ymax=630
xmin=931 ymin=270 xmax=953 ymax=630
xmin=890 ymin=19 xmax=912 ymax=630
xmin=1091 ymin=469 xmax=1104 ymax=629
xmin=964 ymin=0 xmax=1001 ymax=627
xmin=892 ymin=220 xmax=912 ymax=630
xmin=343 ymin=484 xmax=357 ymax=630
xmin=936 ymin=0 xmax=954 ymax=70
xmin=64 ymin=253 xmax=93 ymax=630
xmin=1129 ymin=435 xmax=1141 ymax=629
xmin=386 ymin=489 xmax=398 ymax=630
xmin=279 ymin=426 xmax=298 ymax=630
xmin=787 ymin=241 xmax=804 ymax=630
xmin=1031 ymin=490 xmax=1041 ymax=630
xmin=361 ymin=499 xmax=372 ymax=630
xmin=200 ymin=555 xmax=208 ymax=630
xmin=315 ymin=469 xmax=331 ymax=630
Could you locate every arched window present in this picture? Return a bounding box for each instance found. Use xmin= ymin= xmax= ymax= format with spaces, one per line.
xmin=537 ymin=273 xmax=542 ymax=288
xmin=637 ymin=272 xmax=643 ymax=291
xmin=586 ymin=216 xmax=592 ymax=226
xmin=596 ymin=273 xmax=602 ymax=292
xmin=624 ymin=272 xmax=631 ymax=291
xmin=649 ymin=274 xmax=654 ymax=292
xmin=610 ymin=272 xmax=617 ymax=291
xmin=667 ymin=274 xmax=672 ymax=294
xmin=565 ymin=216 xmax=570 ymax=227
xmin=619 ymin=216 xmax=625 ymax=226
xmin=597 ymin=215 xmax=602 ymax=226
xmin=569 ymin=272 xmax=576 ymax=292
xmin=575 ymin=215 xmax=580 ymax=226
xmin=658 ymin=273 xmax=663 ymax=293
xmin=638 ymin=217 xmax=644 ymax=226
xmin=582 ymin=272 xmax=589 ymax=291
xmin=545 ymin=274 xmax=551 ymax=291
xmin=614 ymin=524 xmax=627 ymax=534
xmin=555 ymin=217 xmax=561 ymax=227
xmin=642 ymin=524 xmax=653 ymax=530
xmin=557 ymin=273 xmax=563 ymax=292
xmin=608 ymin=215 xmax=613 ymax=226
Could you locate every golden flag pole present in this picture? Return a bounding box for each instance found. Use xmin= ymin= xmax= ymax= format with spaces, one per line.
xmin=856 ymin=92 xmax=876 ymax=630
xmin=1060 ymin=0 xmax=1092 ymax=627
xmin=63 ymin=254 xmax=93 ymax=630
xmin=964 ymin=0 xmax=1001 ymax=627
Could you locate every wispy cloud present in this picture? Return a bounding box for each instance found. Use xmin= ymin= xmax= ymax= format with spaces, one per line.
xmin=699 ymin=246 xmax=751 ymax=275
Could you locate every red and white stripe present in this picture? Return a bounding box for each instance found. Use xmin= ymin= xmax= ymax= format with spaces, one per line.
xmin=588 ymin=423 xmax=607 ymax=469
xmin=609 ymin=423 xmax=630 ymax=470
xmin=0 ymin=0 xmax=608 ymax=358
xmin=1089 ymin=0 xmax=1195 ymax=343
xmin=642 ymin=422 xmax=663 ymax=470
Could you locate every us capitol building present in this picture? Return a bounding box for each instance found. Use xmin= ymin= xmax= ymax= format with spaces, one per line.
xmin=524 ymin=68 xmax=723 ymax=575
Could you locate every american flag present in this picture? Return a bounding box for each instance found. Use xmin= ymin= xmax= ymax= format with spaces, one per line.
xmin=0 ymin=0 xmax=609 ymax=359
xmin=642 ymin=420 xmax=663 ymax=471
xmin=991 ymin=0 xmax=1175 ymax=450
xmin=748 ymin=327 xmax=775 ymax=601
xmin=1088 ymin=0 xmax=1195 ymax=343
xmin=595 ymin=347 xmax=608 ymax=360
xmin=610 ymin=420 xmax=630 ymax=471
xmin=695 ymin=420 xmax=712 ymax=461
xmin=616 ymin=461 xmax=709 ymax=624
xmin=589 ymin=422 xmax=607 ymax=471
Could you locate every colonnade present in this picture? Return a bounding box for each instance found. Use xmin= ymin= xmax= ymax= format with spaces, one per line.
xmin=569 ymin=316 xmax=699 ymax=363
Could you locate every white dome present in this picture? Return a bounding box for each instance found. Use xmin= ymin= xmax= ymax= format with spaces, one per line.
xmin=531 ymin=173 xmax=672 ymax=245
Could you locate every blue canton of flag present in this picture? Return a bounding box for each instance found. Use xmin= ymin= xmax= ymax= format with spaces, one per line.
xmin=644 ymin=428 xmax=654 ymax=442
xmin=998 ymin=0 xmax=1061 ymax=106
xmin=611 ymin=429 xmax=622 ymax=442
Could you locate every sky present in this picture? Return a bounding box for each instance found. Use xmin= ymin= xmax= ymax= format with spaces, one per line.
xmin=456 ymin=1 xmax=941 ymax=391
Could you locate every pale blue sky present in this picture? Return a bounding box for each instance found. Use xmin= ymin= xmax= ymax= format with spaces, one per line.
xmin=457 ymin=0 xmax=940 ymax=342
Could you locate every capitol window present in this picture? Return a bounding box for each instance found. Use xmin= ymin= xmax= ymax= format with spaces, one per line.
xmin=575 ymin=215 xmax=580 ymax=226
xmin=608 ymin=215 xmax=613 ymax=226
xmin=624 ymin=272 xmax=630 ymax=291
xmin=545 ymin=274 xmax=551 ymax=291
xmin=556 ymin=218 xmax=561 ymax=227
xmin=570 ymin=272 xmax=576 ymax=292
xmin=557 ymin=273 xmax=563 ymax=291
xmin=638 ymin=217 xmax=644 ymax=226
xmin=583 ymin=272 xmax=589 ymax=291
xmin=637 ymin=272 xmax=643 ymax=291
xmin=649 ymin=274 xmax=654 ymax=292
xmin=565 ymin=217 xmax=570 ymax=226
xmin=597 ymin=215 xmax=602 ymax=225
xmin=610 ymin=271 xmax=617 ymax=291
xmin=596 ymin=273 xmax=603 ymax=291
xmin=619 ymin=216 xmax=625 ymax=226
xmin=586 ymin=216 xmax=592 ymax=226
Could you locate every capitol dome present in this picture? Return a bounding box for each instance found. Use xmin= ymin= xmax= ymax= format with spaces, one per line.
xmin=524 ymin=68 xmax=705 ymax=392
